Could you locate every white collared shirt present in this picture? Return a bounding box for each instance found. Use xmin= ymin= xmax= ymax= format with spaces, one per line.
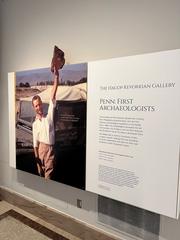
xmin=32 ymin=99 xmax=56 ymax=148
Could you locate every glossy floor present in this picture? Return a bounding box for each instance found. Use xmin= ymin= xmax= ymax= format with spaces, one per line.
xmin=0 ymin=200 xmax=80 ymax=240
xmin=0 ymin=189 xmax=119 ymax=240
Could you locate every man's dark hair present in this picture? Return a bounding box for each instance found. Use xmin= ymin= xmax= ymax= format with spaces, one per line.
xmin=32 ymin=95 xmax=42 ymax=106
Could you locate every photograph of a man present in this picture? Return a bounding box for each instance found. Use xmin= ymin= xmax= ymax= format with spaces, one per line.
xmin=15 ymin=47 xmax=87 ymax=189
xmin=32 ymin=70 xmax=58 ymax=179
xmin=32 ymin=46 xmax=65 ymax=179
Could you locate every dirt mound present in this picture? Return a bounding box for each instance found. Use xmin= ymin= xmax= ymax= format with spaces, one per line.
xmin=16 ymin=88 xmax=40 ymax=100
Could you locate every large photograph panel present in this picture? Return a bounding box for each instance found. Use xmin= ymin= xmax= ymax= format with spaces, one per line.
xmin=15 ymin=63 xmax=87 ymax=189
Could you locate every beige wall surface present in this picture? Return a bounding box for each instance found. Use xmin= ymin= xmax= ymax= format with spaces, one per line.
xmin=0 ymin=1 xmax=180 ymax=239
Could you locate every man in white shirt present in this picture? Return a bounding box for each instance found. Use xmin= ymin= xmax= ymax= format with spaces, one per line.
xmin=32 ymin=66 xmax=60 ymax=179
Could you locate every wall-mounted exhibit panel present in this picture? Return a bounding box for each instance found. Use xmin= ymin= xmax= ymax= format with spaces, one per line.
xmin=86 ymin=49 xmax=180 ymax=218
xmin=9 ymin=63 xmax=87 ymax=190
xmin=9 ymin=49 xmax=180 ymax=218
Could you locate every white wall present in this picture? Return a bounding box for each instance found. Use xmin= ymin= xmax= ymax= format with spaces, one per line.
xmin=0 ymin=0 xmax=180 ymax=239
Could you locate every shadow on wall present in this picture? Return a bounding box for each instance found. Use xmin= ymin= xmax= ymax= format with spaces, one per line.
xmin=13 ymin=166 xmax=94 ymax=211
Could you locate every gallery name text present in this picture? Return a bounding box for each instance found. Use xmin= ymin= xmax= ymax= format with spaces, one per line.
xmin=100 ymin=82 xmax=175 ymax=91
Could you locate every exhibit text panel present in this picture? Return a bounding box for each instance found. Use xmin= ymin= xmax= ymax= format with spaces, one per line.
xmin=86 ymin=49 xmax=180 ymax=218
